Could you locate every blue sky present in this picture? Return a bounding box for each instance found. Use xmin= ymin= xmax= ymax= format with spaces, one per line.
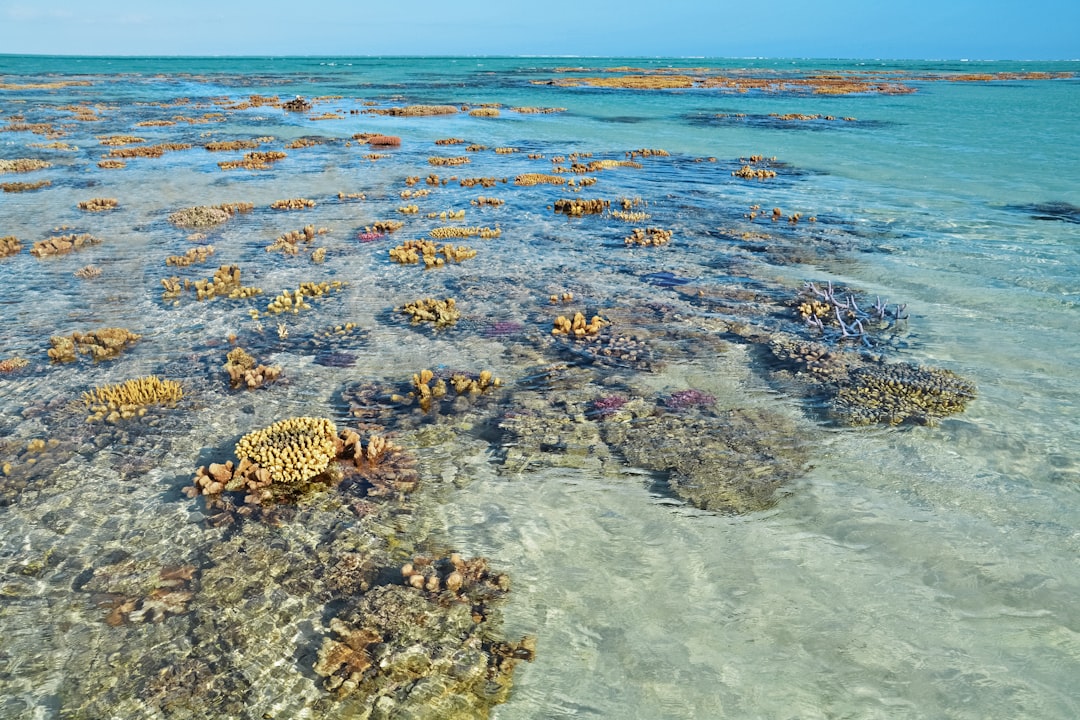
xmin=0 ymin=0 xmax=1076 ymax=59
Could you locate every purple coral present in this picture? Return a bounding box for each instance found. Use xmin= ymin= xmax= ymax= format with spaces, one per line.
xmin=589 ymin=395 xmax=628 ymax=418
xmin=665 ymin=389 xmax=716 ymax=410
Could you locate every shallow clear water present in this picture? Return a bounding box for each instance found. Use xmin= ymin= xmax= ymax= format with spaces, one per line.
xmin=1 ymin=56 xmax=1078 ymax=719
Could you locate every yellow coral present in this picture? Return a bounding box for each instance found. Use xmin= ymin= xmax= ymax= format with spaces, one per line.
xmin=234 ymin=417 xmax=338 ymax=484
xmin=83 ymin=376 xmax=183 ymax=422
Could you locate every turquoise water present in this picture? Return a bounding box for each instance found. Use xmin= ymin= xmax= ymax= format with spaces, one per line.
xmin=1 ymin=56 xmax=1078 ymax=719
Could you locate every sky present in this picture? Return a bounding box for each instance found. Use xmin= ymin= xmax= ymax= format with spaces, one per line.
xmin=0 ymin=0 xmax=1076 ymax=60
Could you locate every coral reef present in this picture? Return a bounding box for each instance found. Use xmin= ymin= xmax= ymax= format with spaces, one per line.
xmin=266 ymin=225 xmax=328 ymax=255
xmin=48 ymin=327 xmax=141 ymax=363
xmin=829 ymin=362 xmax=977 ymax=426
xmin=471 ymin=196 xmax=505 ymax=207
xmin=389 ymin=239 xmax=477 ymax=268
xmin=602 ymin=408 xmax=810 ymax=513
xmin=0 ymin=158 xmax=51 ymax=173
xmin=0 ymin=356 xmax=29 ymax=373
xmin=97 ymin=135 xmax=146 ymax=146
xmin=365 ymin=220 xmax=405 ymax=234
xmin=30 ymin=233 xmax=101 ymax=257
xmin=436 ymin=137 xmax=465 ymax=145
xmin=365 ymin=104 xmax=458 ymax=116
xmin=103 ymin=143 xmax=191 ymax=159
xmin=2 ymin=179 xmax=51 ymax=192
xmin=393 ymin=368 xmax=503 ymax=413
xmin=0 ymin=235 xmax=22 ymax=257
xmin=429 ymin=156 xmax=471 ymax=167
xmin=218 ymin=151 xmax=287 ymax=170
xmin=73 ymin=264 xmax=102 ymax=279
xmin=77 ymin=197 xmax=118 ymax=212
xmin=165 ymin=245 xmax=215 ymax=266
xmin=270 ymin=197 xmax=316 ymax=210
xmin=767 ymin=335 xmax=976 ymax=426
xmin=265 ymin=280 xmax=345 ymax=314
xmin=204 ymin=138 xmax=267 ymax=151
xmin=551 ymin=311 xmax=605 ymax=337
xmin=96 ymin=160 xmax=125 ymax=169
xmin=168 ymin=202 xmax=252 ymax=229
xmin=282 ymin=96 xmax=312 ymax=112
xmin=83 ymin=375 xmax=183 ymax=423
xmin=428 ymin=226 xmax=500 ymax=239
xmin=514 ymin=173 xmax=566 ymax=186
xmin=469 ymin=107 xmax=501 ymax=117
xmin=224 ymin=347 xmax=282 ymax=390
xmin=400 ymin=297 xmax=461 ymax=327
xmin=554 ymin=198 xmax=610 ymax=216
xmin=624 ymin=227 xmax=673 ymax=246
xmin=162 ymin=265 xmax=261 ymax=302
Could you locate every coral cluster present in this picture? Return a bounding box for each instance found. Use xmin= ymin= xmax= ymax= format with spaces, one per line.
xmin=428 ymin=225 xmax=500 ymax=239
xmin=830 ymin=363 xmax=977 ymax=426
xmin=218 ymin=151 xmax=287 ymax=170
xmin=83 ymin=375 xmax=183 ymax=423
xmin=168 ymin=202 xmax=252 ymax=229
xmin=389 ymin=239 xmax=476 ymax=268
xmin=165 ymin=246 xmax=215 ymax=266
xmin=471 ymin=196 xmax=505 ymax=207
xmin=551 ymin=311 xmax=605 ymax=337
xmin=428 ymin=155 xmax=471 ymax=166
xmin=74 ymin=264 xmax=102 ymax=279
xmin=48 ymin=327 xmax=141 ymax=363
xmin=266 ymin=225 xmax=328 ymax=255
xmin=103 ymin=143 xmax=191 ymax=159
xmin=554 ymin=198 xmax=610 ymax=216
xmin=2 ymin=179 xmax=51 ymax=192
xmin=270 ymin=197 xmax=316 ymax=210
xmin=0 ymin=235 xmax=22 ymax=257
xmin=624 ymin=227 xmax=673 ymax=246
xmin=161 ymin=265 xmax=261 ymax=302
xmin=396 ymin=368 xmax=502 ymax=412
xmin=0 ymin=356 xmax=29 ymax=373
xmin=30 ymin=233 xmax=100 ymax=257
xmin=97 ymin=135 xmax=146 ymax=146
xmin=364 ymin=220 xmax=405 ymax=234
xmin=77 ymin=197 xmax=118 ymax=212
xmin=0 ymin=158 xmax=52 ymax=173
xmin=514 ymin=173 xmax=566 ymax=186
xmin=265 ymin=280 xmax=345 ymax=314
xmin=365 ymin=104 xmax=458 ymax=116
xmin=400 ymin=297 xmax=460 ymax=327
xmin=224 ymin=347 xmax=282 ymax=390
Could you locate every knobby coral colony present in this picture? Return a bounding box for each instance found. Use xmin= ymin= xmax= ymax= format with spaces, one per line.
xmin=0 ymin=235 xmax=22 ymax=257
xmin=553 ymin=198 xmax=609 ymax=216
xmin=389 ymin=239 xmax=476 ymax=268
xmin=185 ymin=417 xmax=418 ymax=511
xmin=551 ymin=311 xmax=606 ymax=337
xmin=400 ymin=297 xmax=461 ymax=327
xmin=264 ymin=280 xmax=345 ymax=315
xmin=30 ymin=233 xmax=101 ymax=257
xmin=161 ymin=265 xmax=262 ymax=302
xmin=83 ymin=375 xmax=183 ymax=423
xmin=167 ymin=202 xmax=253 ymax=229
xmin=394 ymin=368 xmax=502 ymax=412
xmin=48 ymin=328 xmax=141 ymax=363
xmin=223 ymin=347 xmax=281 ymax=390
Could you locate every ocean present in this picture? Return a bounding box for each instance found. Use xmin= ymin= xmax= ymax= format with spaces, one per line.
xmin=0 ymin=56 xmax=1078 ymax=719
